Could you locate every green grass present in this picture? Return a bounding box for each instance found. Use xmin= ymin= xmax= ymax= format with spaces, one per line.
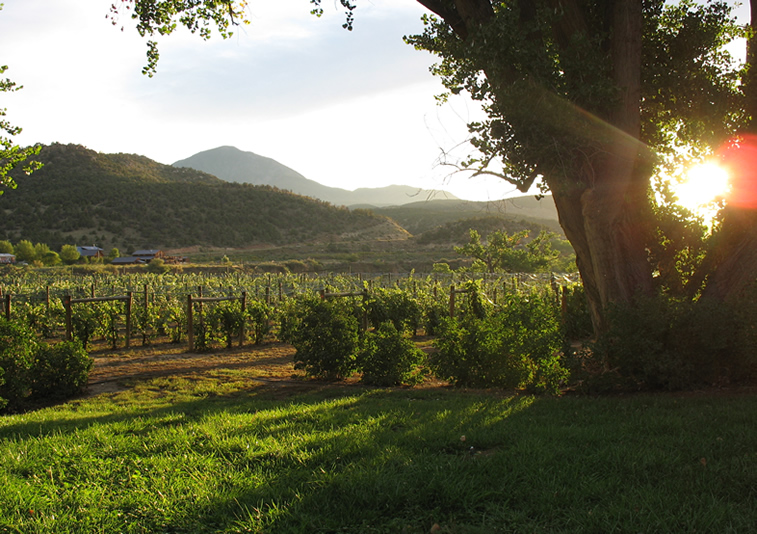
xmin=1 ymin=378 xmax=756 ymax=533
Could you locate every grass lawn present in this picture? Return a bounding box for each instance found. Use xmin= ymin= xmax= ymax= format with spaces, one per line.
xmin=1 ymin=375 xmax=756 ymax=533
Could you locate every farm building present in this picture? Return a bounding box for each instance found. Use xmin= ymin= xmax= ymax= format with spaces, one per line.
xmin=0 ymin=253 xmax=15 ymax=264
xmin=77 ymin=246 xmax=104 ymax=259
xmin=132 ymin=249 xmax=164 ymax=262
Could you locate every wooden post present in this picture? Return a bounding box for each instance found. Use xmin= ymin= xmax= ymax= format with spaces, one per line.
xmin=91 ymin=283 xmax=95 ymax=298
xmin=46 ymin=286 xmax=50 ymax=310
xmin=240 ymin=291 xmax=247 ymax=347
xmin=265 ymin=285 xmax=270 ymax=305
xmin=187 ymin=294 xmax=194 ymax=352
xmin=64 ymin=295 xmax=72 ymax=341
xmin=449 ymin=284 xmax=456 ymax=319
xmin=125 ymin=292 xmax=133 ymax=349
xmin=278 ymin=280 xmax=283 ymax=303
xmin=4 ymin=294 xmax=10 ymax=320
xmin=143 ymin=284 xmax=149 ymax=309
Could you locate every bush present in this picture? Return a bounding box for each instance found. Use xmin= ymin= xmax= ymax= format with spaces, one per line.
xmin=287 ymin=296 xmax=359 ymax=379
xmin=0 ymin=318 xmax=37 ymax=409
xmin=422 ymin=300 xmax=449 ymax=336
xmin=211 ymin=301 xmax=246 ymax=349
xmin=246 ymin=300 xmax=273 ymax=344
xmin=592 ymin=293 xmax=757 ymax=391
xmin=358 ymin=322 xmax=426 ymax=386
xmin=367 ymin=288 xmax=422 ymax=335
xmin=32 ymin=341 xmax=93 ymax=399
xmin=71 ymin=304 xmax=100 ymax=348
xmin=431 ymin=290 xmax=567 ymax=394
xmin=561 ymin=284 xmax=593 ymax=340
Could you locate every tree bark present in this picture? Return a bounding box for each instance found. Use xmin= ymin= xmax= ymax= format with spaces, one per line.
xmin=421 ymin=0 xmax=653 ymax=333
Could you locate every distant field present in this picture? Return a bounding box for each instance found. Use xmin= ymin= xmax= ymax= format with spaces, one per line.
xmin=1 ymin=348 xmax=756 ymax=533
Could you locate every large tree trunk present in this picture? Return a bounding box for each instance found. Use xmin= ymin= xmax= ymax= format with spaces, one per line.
xmin=420 ymin=0 xmax=654 ymax=333
xmin=553 ymin=0 xmax=653 ymax=332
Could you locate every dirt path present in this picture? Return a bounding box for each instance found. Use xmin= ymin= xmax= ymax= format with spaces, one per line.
xmin=87 ymin=342 xmax=304 ymax=396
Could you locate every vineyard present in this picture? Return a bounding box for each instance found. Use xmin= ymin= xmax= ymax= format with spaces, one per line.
xmin=0 ymin=269 xmax=591 ymax=411
xmin=0 ymin=270 xmax=584 ymax=345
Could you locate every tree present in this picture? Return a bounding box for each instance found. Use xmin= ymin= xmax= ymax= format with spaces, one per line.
xmin=13 ymin=240 xmax=35 ymax=262
xmin=59 ymin=244 xmax=80 ymax=264
xmin=110 ymin=1 xmax=750 ymax=334
xmin=33 ymin=242 xmax=51 ymax=261
xmin=41 ymin=251 xmax=61 ymax=267
xmin=0 ymin=240 xmax=12 ymax=254
xmin=0 ymin=6 xmax=41 ymax=194
xmin=405 ymin=1 xmax=744 ymax=332
xmin=455 ymin=228 xmax=558 ymax=273
xmin=106 ymin=248 xmax=121 ymax=262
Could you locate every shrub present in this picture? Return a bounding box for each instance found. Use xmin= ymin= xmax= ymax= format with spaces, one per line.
xmin=71 ymin=304 xmax=100 ymax=348
xmin=422 ymin=300 xmax=449 ymax=336
xmin=212 ymin=301 xmax=246 ymax=349
xmin=288 ymin=296 xmax=359 ymax=379
xmin=561 ymin=284 xmax=593 ymax=340
xmin=145 ymin=258 xmax=170 ymax=274
xmin=367 ymin=288 xmax=422 ymax=335
xmin=32 ymin=341 xmax=93 ymax=399
xmin=133 ymin=304 xmax=160 ymax=346
xmin=431 ymin=290 xmax=567 ymax=394
xmin=358 ymin=321 xmax=426 ymax=386
xmin=592 ymin=293 xmax=757 ymax=391
xmin=246 ymin=300 xmax=273 ymax=344
xmin=0 ymin=318 xmax=37 ymax=409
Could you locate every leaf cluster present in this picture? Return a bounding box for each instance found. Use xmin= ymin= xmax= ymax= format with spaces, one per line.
xmin=406 ymin=1 xmax=744 ymax=193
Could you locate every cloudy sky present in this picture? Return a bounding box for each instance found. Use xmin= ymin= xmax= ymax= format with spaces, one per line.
xmin=0 ymin=0 xmax=523 ymax=201
xmin=1 ymin=1 xmax=750 ymax=202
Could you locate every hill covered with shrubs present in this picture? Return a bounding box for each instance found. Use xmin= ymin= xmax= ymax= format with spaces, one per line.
xmin=1 ymin=144 xmax=401 ymax=252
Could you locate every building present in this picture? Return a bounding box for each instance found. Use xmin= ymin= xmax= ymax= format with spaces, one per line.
xmin=132 ymin=249 xmax=164 ymax=262
xmin=77 ymin=246 xmax=104 ymax=259
xmin=0 ymin=253 xmax=15 ymax=264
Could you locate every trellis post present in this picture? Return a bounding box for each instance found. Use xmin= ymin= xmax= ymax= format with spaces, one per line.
xmin=187 ymin=294 xmax=194 ymax=352
xmin=64 ymin=295 xmax=72 ymax=341
xmin=449 ymin=284 xmax=456 ymax=319
xmin=125 ymin=291 xmax=133 ymax=349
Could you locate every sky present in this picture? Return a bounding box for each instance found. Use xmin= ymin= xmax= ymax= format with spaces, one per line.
xmin=0 ymin=0 xmax=522 ymax=202
xmin=0 ymin=1 xmax=751 ymax=203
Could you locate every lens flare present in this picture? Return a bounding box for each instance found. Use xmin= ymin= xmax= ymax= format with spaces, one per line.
xmin=717 ymin=134 xmax=757 ymax=210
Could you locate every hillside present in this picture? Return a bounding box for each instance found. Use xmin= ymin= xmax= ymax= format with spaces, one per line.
xmin=373 ymin=196 xmax=561 ymax=235
xmin=173 ymin=146 xmax=458 ymax=207
xmin=0 ymin=144 xmax=406 ymax=252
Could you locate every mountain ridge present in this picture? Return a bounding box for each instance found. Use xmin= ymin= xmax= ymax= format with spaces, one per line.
xmin=172 ymin=146 xmax=459 ymax=207
xmin=1 ymin=144 xmax=408 ymax=251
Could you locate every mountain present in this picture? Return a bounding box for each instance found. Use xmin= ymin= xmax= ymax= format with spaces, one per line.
xmin=372 ymin=196 xmax=560 ymax=235
xmin=0 ymin=144 xmax=408 ymax=252
xmin=172 ymin=146 xmax=458 ymax=207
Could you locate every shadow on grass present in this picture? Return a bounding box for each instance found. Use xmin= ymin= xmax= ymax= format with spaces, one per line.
xmin=2 ymin=382 xmax=757 ymax=533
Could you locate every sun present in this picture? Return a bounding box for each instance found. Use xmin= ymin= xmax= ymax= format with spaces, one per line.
xmin=672 ymin=162 xmax=731 ymax=214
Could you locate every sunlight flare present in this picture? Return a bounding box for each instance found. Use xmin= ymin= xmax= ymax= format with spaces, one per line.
xmin=673 ymin=162 xmax=730 ymax=212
